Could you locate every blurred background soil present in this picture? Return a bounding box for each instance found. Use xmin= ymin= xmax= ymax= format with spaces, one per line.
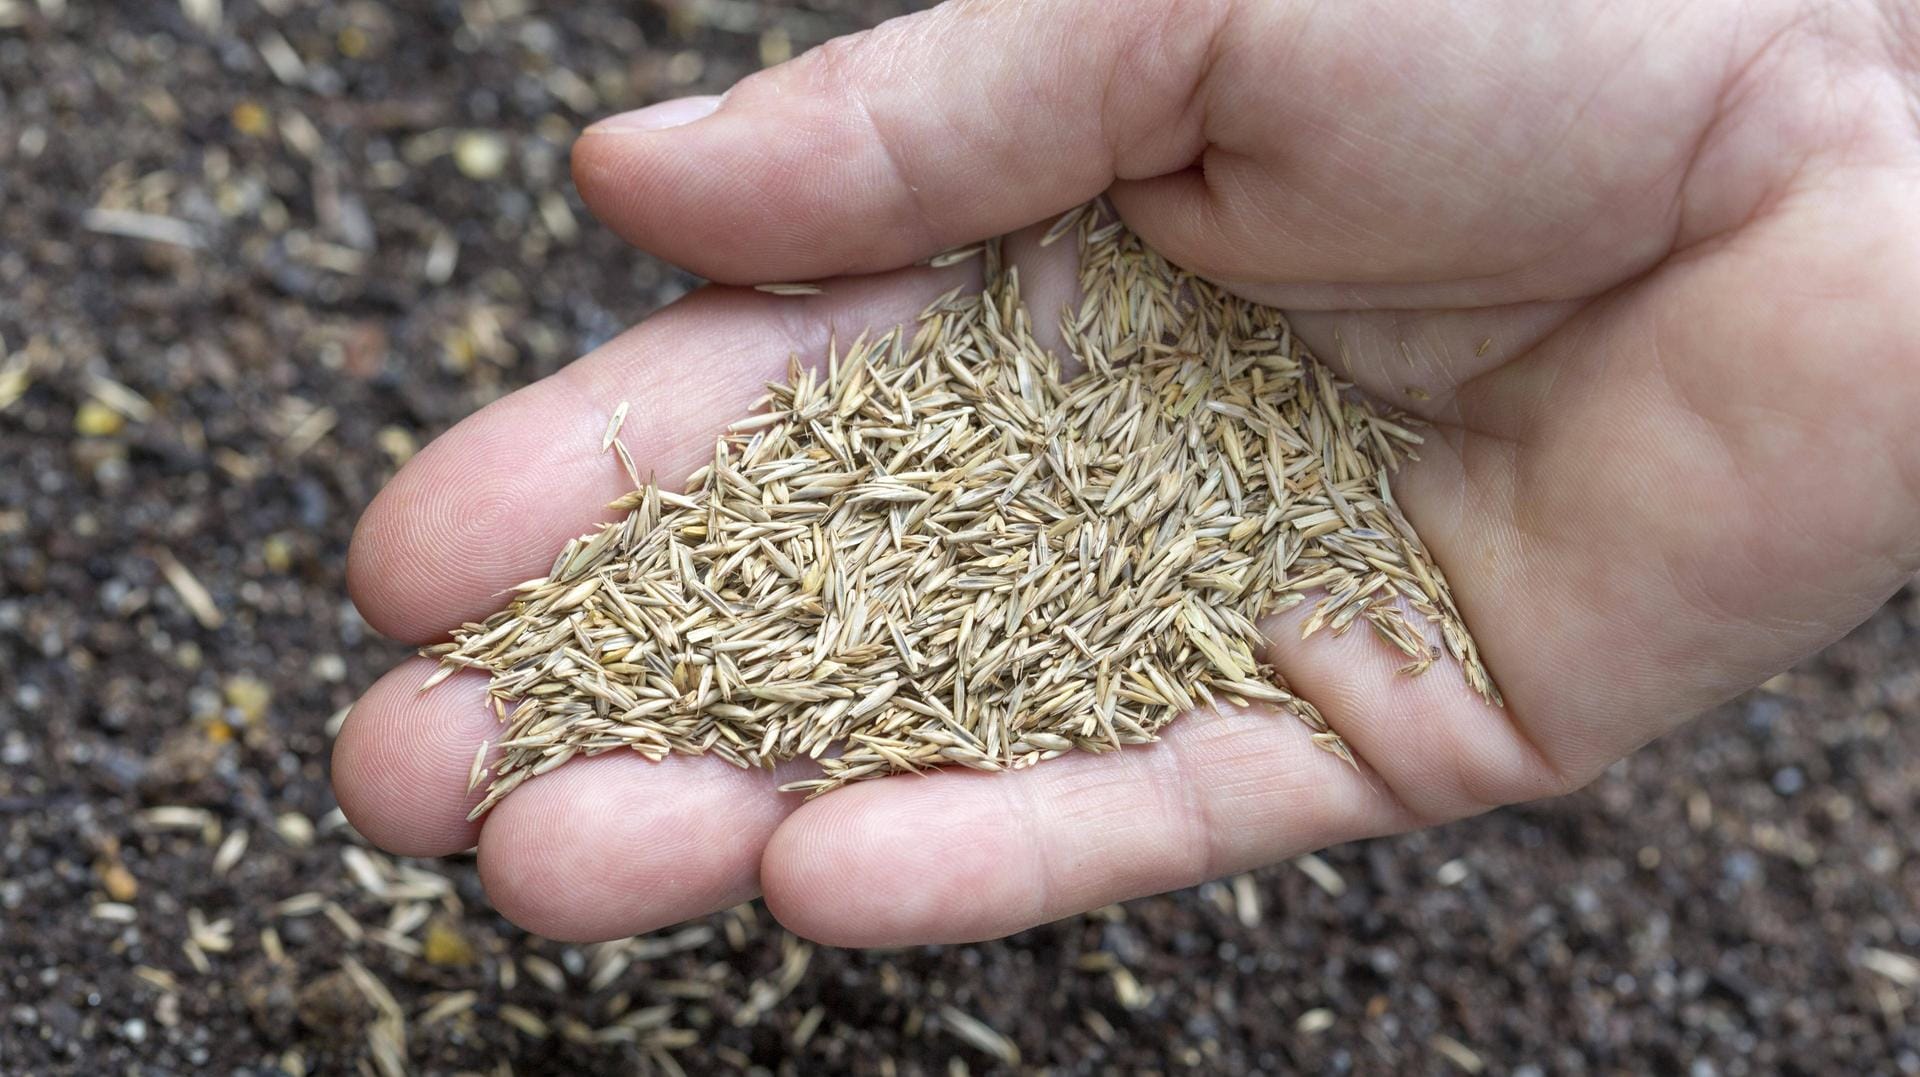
xmin=2 ymin=1 xmax=1918 ymax=1074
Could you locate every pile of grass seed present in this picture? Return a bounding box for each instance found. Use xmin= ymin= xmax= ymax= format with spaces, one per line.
xmin=427 ymin=204 xmax=1499 ymax=817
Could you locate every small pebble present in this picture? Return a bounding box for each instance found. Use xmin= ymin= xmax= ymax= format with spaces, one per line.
xmin=73 ymin=401 xmax=123 ymax=437
xmin=453 ymin=131 xmax=509 ymax=180
xmin=424 ymin=918 xmax=476 ymax=967
xmin=223 ymin=674 xmax=272 ymax=724
xmin=1772 ymin=766 xmax=1805 ymax=796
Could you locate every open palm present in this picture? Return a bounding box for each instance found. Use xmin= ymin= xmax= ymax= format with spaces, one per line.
xmin=334 ymin=0 xmax=1920 ymax=944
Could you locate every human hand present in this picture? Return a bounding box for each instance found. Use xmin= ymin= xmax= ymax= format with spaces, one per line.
xmin=333 ymin=0 xmax=1920 ymax=944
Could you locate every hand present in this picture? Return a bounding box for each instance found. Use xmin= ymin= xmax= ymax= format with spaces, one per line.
xmin=333 ymin=0 xmax=1920 ymax=945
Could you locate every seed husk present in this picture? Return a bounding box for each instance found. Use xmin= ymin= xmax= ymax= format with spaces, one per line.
xmin=429 ymin=204 xmax=1499 ymax=817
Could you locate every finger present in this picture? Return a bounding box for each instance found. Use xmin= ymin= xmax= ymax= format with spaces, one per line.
xmin=334 ymin=662 xmax=803 ymax=935
xmin=1274 ymin=300 xmax=1584 ymax=419
xmin=569 ymin=0 xmax=1230 ymax=283
xmin=1257 ymin=598 xmax=1565 ymax=827
xmin=475 ymin=752 xmax=801 ymax=943
xmin=760 ymin=706 xmax=1409 ymax=947
xmin=331 ymin=659 xmax=493 ymax=857
xmin=577 ymin=0 xmax=1736 ymax=307
xmin=995 ymin=221 xmax=1082 ymax=357
xmin=1100 ymin=3 xmax=1719 ymax=305
xmin=341 ymin=233 xmax=1080 ymax=929
xmin=348 ymin=266 xmax=968 ymax=643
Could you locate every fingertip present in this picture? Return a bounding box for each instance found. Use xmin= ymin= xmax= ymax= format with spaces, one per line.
xmin=346 ymin=397 xmax=603 ymax=646
xmin=572 ymin=108 xmax=863 ymax=286
xmin=330 ymin=660 xmax=491 ymax=857
xmin=1109 ymin=169 xmax=1259 ymax=284
xmin=344 ymin=492 xmax=454 ymax=646
xmin=569 ymin=127 xmax=663 ymax=262
xmin=475 ymin=753 xmax=794 ymax=943
xmin=564 ymin=0 xmax=1210 ymax=284
xmin=1259 ymin=598 xmax=1556 ymax=822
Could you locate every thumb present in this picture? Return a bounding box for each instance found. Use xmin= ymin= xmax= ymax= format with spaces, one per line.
xmin=571 ymin=0 xmax=1234 ymax=284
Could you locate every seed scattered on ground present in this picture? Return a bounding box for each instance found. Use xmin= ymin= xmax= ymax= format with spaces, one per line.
xmin=212 ymin=829 xmax=249 ymax=876
xmin=1296 ymin=1008 xmax=1336 ymax=1034
xmin=92 ymin=902 xmax=138 ymax=923
xmin=1432 ymin=1033 xmax=1487 ymax=1074
xmin=428 ymin=206 xmax=1499 ymax=816
xmin=499 ymin=1003 xmax=551 ymax=1039
xmin=273 ymin=892 xmax=326 ymax=918
xmin=1294 ymin=853 xmax=1348 ymax=898
xmin=141 ymin=805 xmax=216 ymax=832
xmin=154 ymin=549 xmax=224 ymax=630
xmin=939 ymin=1005 xmax=1021 ymax=1065
xmin=1231 ymin=873 xmax=1262 ymax=928
xmin=1861 ymin=947 xmax=1920 ymax=987
xmin=418 ymin=991 xmax=478 ymax=1026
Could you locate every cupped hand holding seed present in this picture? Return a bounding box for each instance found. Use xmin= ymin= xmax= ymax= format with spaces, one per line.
xmin=334 ymin=0 xmax=1920 ymax=945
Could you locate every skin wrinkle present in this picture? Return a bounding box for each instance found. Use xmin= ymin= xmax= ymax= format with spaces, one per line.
xmin=1566 ymin=329 xmax=1817 ymax=680
xmin=1671 ymin=7 xmax=1825 ymax=253
xmin=838 ymin=778 xmax=1045 ymax=943
xmin=1878 ymin=0 xmax=1920 ymax=134
xmin=1198 ymin=706 xmax=1428 ymax=856
xmin=1429 ymin=538 xmax=1582 ymax=802
xmin=1305 ymin=85 xmax=1589 ymax=289
xmin=1155 ymin=713 xmax=1230 ymax=893
xmin=1280 ymin=642 xmax=1507 ymax=823
xmin=1264 ymin=124 xmax=1414 ymax=250
xmin=1518 ymin=0 xmax=1689 ymax=183
xmin=480 ymin=754 xmax=786 ymax=940
xmin=1232 ymin=11 xmax=1798 ymax=304
xmin=1100 ymin=0 xmax=1233 ymax=179
xmin=844 ymin=67 xmax=947 ymax=260
xmin=1221 ymin=222 xmax=1677 ymax=307
xmin=1686 ymin=388 xmax=1876 ymax=611
xmin=1479 ymin=146 xmax=1693 ymax=305
xmin=999 ymin=775 xmax=1054 ymax=934
xmin=1408 ymin=422 xmax=1583 ymax=795
xmin=1287 ymin=298 xmax=1583 ymax=418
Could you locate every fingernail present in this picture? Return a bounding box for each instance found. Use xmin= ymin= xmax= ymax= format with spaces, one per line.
xmin=585 ymin=95 xmax=723 ymax=134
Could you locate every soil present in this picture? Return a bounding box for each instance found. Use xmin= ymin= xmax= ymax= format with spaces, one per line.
xmin=3 ymin=2 xmax=1918 ymax=1074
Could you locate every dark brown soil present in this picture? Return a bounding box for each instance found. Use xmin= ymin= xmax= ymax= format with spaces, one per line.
xmin=3 ymin=2 xmax=1917 ymax=1074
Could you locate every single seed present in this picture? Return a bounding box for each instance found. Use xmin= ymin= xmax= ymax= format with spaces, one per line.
xmin=602 ymin=400 xmax=630 ymax=453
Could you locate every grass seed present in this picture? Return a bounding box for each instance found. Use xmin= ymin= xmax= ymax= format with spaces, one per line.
xmin=429 ymin=204 xmax=1499 ymax=816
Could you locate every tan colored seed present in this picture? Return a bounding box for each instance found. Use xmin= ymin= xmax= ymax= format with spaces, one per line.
xmin=602 ymin=401 xmax=629 ymax=453
xmin=425 ymin=203 xmax=1499 ymax=816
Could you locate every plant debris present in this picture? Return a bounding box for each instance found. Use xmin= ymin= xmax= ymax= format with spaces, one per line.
xmin=429 ymin=206 xmax=1498 ymax=816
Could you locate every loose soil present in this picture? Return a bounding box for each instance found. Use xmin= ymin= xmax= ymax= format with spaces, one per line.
xmin=2 ymin=2 xmax=1917 ymax=1074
